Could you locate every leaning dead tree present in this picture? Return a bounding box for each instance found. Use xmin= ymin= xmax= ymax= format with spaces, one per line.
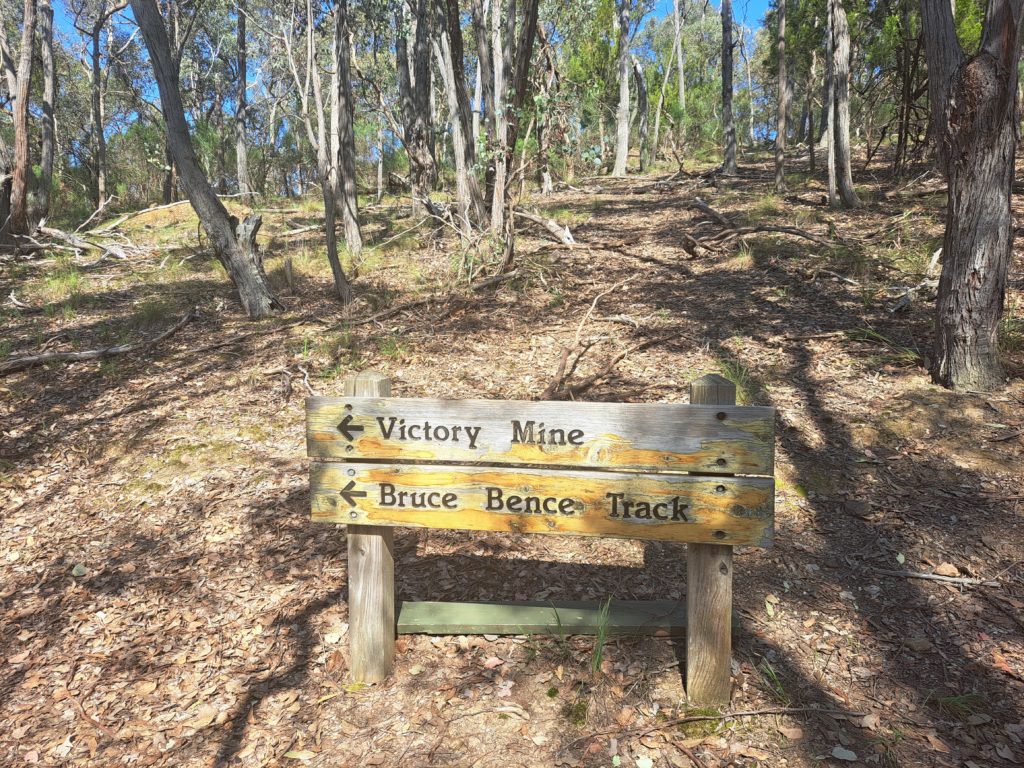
xmin=129 ymin=0 xmax=281 ymax=319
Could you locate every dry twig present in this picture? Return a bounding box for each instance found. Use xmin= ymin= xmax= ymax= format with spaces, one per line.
xmin=0 ymin=308 xmax=198 ymax=376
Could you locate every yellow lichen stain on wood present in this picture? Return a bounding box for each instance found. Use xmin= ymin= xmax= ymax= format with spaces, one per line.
xmin=305 ymin=400 xmax=775 ymax=475
xmin=309 ymin=463 xmax=774 ymax=546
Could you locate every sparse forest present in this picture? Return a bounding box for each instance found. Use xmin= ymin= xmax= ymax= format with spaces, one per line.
xmin=1 ymin=0 xmax=1023 ymax=766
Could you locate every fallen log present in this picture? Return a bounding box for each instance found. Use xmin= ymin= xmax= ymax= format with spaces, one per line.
xmin=513 ymin=208 xmax=576 ymax=246
xmin=685 ymin=197 xmax=734 ymax=228
xmin=0 ymin=308 xmax=197 ymax=376
xmin=708 ymin=224 xmax=838 ymax=248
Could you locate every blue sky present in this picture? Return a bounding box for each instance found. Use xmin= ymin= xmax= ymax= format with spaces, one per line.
xmin=49 ymin=1 xmax=771 ymax=38
xmin=654 ymin=0 xmax=770 ymax=28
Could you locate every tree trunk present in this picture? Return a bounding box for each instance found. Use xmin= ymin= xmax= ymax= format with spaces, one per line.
xmin=673 ymin=0 xmax=685 ymax=117
xmin=652 ymin=24 xmax=676 ymax=165
xmin=31 ymin=0 xmax=55 ymax=220
xmin=920 ymin=0 xmax=1023 ymax=390
xmin=0 ymin=133 xmax=13 ymax=247
xmin=236 ymin=0 xmax=252 ymax=200
xmin=831 ymin=0 xmax=859 ymax=206
xmin=740 ymin=26 xmax=755 ymax=145
xmin=377 ymin=115 xmax=385 ymax=202
xmin=612 ymin=0 xmax=631 ymax=177
xmin=130 ymin=0 xmax=281 ymax=318
xmin=536 ymin=26 xmax=557 ymax=193
xmin=435 ymin=0 xmax=485 ymax=236
xmin=470 ymin=0 xmax=495 ymax=207
xmin=721 ymin=0 xmax=736 ymax=174
xmin=88 ymin=23 xmax=110 ymax=209
xmin=10 ymin=0 xmax=37 ymax=235
xmin=395 ymin=0 xmax=436 ymax=216
xmin=472 ymin=58 xmax=482 ymax=145
xmin=489 ymin=0 xmax=510 ymax=230
xmin=825 ymin=0 xmax=837 ymax=205
xmin=501 ymin=0 xmax=540 ymax=194
xmin=333 ymin=0 xmax=362 ymax=254
xmin=807 ymin=50 xmax=816 ymax=173
xmin=631 ymin=55 xmax=648 ymax=173
xmin=163 ymin=142 xmax=176 ymax=203
xmin=774 ymin=0 xmax=786 ymax=192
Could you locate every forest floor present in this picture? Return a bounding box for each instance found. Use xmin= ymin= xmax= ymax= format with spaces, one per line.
xmin=1 ymin=150 xmax=1023 ymax=768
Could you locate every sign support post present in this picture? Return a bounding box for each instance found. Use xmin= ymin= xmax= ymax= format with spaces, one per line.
xmin=687 ymin=374 xmax=736 ymax=706
xmin=343 ymin=372 xmax=395 ymax=683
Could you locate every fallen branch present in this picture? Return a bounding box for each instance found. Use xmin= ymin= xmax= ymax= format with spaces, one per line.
xmin=685 ymin=197 xmax=734 ymax=228
xmin=0 ymin=308 xmax=197 ymax=376
xmin=513 ymin=208 xmax=576 ymax=246
xmin=567 ymin=706 xmax=868 ymax=750
xmin=349 ymin=270 xmax=520 ymax=328
xmin=91 ymin=199 xmax=192 ymax=232
xmin=883 ymin=184 xmax=947 ymax=200
xmin=710 ymin=224 xmax=838 ymax=248
xmin=810 ymin=268 xmax=861 ymax=286
xmin=542 ymin=332 xmax=680 ymax=400
xmin=74 ymin=195 xmax=117 ymax=233
xmin=187 ymin=316 xmax=322 ymax=356
xmin=869 ymin=566 xmax=1000 ymax=588
xmin=37 ymin=225 xmax=146 ymax=262
xmin=89 ymin=193 xmax=250 ymax=234
xmin=6 ymin=290 xmax=32 ymax=309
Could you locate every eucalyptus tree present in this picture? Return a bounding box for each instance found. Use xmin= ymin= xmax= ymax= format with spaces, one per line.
xmin=489 ymin=0 xmax=540 ymax=233
xmin=433 ymin=0 xmax=485 ymax=236
xmin=278 ymin=0 xmax=359 ymax=300
xmin=8 ymin=0 xmax=35 ymax=234
xmin=920 ymin=0 xmax=1023 ymax=390
xmin=129 ymin=0 xmax=282 ymax=317
xmin=70 ymin=0 xmax=129 ymax=210
xmin=611 ymin=0 xmax=633 ymax=176
xmin=721 ymin=0 xmax=736 ymax=174
xmin=774 ymin=0 xmax=786 ymax=191
xmin=824 ymin=0 xmax=857 ymax=206
xmin=395 ymin=0 xmax=437 ymax=216
xmin=235 ymin=0 xmax=252 ymax=199
xmin=33 ymin=0 xmax=54 ymax=218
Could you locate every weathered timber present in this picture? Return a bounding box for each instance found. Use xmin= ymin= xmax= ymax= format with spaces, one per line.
xmin=306 ymin=398 xmax=774 ymax=476
xmin=687 ymin=374 xmax=736 ymax=706
xmin=310 ymin=462 xmax=773 ymax=546
xmin=343 ymin=373 xmax=395 ymax=684
xmin=397 ymin=599 xmax=688 ymax=636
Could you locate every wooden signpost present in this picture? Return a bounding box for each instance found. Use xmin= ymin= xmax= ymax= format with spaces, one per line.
xmin=306 ymin=372 xmax=775 ymax=704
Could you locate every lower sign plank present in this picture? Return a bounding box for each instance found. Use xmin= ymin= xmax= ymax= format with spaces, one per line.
xmin=310 ymin=463 xmax=774 ymax=547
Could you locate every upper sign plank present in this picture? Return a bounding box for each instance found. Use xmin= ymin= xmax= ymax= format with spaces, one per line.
xmin=306 ymin=398 xmax=774 ymax=475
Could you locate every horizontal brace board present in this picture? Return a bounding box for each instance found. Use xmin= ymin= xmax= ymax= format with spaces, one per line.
xmin=311 ymin=463 xmax=774 ymax=546
xmin=397 ymin=600 xmax=689 ymax=636
xmin=306 ymin=397 xmax=774 ymax=476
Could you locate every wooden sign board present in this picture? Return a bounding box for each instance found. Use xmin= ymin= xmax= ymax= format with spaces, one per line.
xmin=310 ymin=462 xmax=774 ymax=546
xmin=307 ymin=397 xmax=775 ymax=475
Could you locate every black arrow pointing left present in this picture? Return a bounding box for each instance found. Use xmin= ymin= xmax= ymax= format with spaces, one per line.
xmin=337 ymin=414 xmax=364 ymax=442
xmin=339 ymin=480 xmax=367 ymax=507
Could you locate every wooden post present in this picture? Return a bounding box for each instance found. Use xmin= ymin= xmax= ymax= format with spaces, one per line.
xmin=687 ymin=374 xmax=735 ymax=705
xmin=344 ymin=372 xmax=395 ymax=683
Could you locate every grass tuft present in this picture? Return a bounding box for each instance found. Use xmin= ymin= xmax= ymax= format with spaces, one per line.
xmin=931 ymin=693 xmax=985 ymax=721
